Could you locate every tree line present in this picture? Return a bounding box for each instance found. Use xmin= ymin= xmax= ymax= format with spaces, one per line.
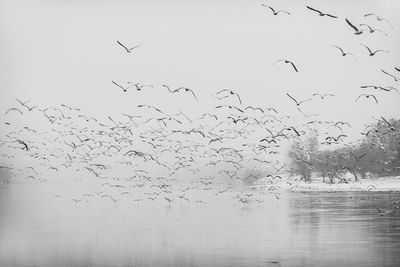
xmin=288 ymin=117 xmax=400 ymax=183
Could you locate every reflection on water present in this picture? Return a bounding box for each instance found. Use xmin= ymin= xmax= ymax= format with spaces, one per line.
xmin=0 ymin=183 xmax=400 ymax=267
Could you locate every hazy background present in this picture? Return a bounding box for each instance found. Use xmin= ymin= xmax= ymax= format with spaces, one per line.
xmin=1 ymin=0 xmax=399 ymax=141
xmin=1 ymin=2 xmax=400 ymax=266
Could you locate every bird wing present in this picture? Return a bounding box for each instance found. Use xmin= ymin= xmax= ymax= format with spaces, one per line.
xmin=395 ymin=67 xmax=400 ymax=72
xmin=5 ymin=108 xmax=23 ymax=115
xmin=171 ymin=88 xmax=182 ymax=93
xmin=129 ymin=45 xmax=141 ymax=50
xmin=289 ymin=61 xmax=298 ymax=72
xmin=364 ymin=13 xmax=377 ymax=18
xmin=370 ymin=95 xmax=378 ymax=103
xmin=326 ymin=14 xmax=338 ymax=18
xmin=112 ymin=80 xmax=125 ymax=90
xmin=15 ymin=98 xmax=30 ymax=106
xmin=273 ymin=59 xmax=284 ymax=65
xmin=346 ymin=18 xmax=359 ymax=32
xmin=266 ymin=6 xmax=276 ymax=13
xmin=188 ymin=89 xmax=199 ymax=101
xmin=359 ymin=153 xmax=367 ymax=160
xmin=279 ymin=10 xmax=291 ymax=15
xmin=375 ymin=29 xmax=388 ymax=35
xmin=360 ymin=44 xmax=372 ymax=54
xmin=286 ymin=93 xmax=298 ymax=104
xmin=359 ymin=24 xmax=372 ymax=30
xmin=291 ymin=127 xmax=300 ymax=136
xmin=300 ymin=98 xmax=313 ymax=104
xmin=381 ymin=116 xmax=391 ymax=127
xmin=216 ymin=89 xmax=230 ymax=94
xmin=355 ymin=95 xmax=364 ymax=102
xmin=117 ymin=40 xmax=130 ymax=51
xmin=331 ymin=45 xmax=344 ymax=53
xmin=386 ymin=86 xmax=399 ymax=94
xmin=162 ymin=84 xmax=172 ymax=92
xmin=235 ymin=93 xmax=243 ymax=105
xmin=234 ymin=107 xmax=244 ymax=113
xmin=375 ymin=50 xmax=389 ymax=54
xmin=306 ymin=6 xmax=322 ymax=14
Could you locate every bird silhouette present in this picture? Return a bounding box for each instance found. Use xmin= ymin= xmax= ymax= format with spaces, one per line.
xmin=313 ymin=93 xmax=334 ymax=99
xmin=5 ymin=108 xmax=23 ymax=115
xmin=286 ymin=93 xmax=313 ymax=106
xmin=117 ymin=40 xmax=141 ymax=53
xmin=306 ymin=6 xmax=337 ymax=18
xmin=359 ymin=24 xmax=387 ymax=35
xmin=274 ymin=59 xmax=298 ymax=72
xmin=171 ymin=87 xmax=199 ymax=101
xmin=215 ymin=105 xmax=244 ymax=113
xmin=364 ymin=13 xmax=393 ymax=28
xmin=216 ymin=89 xmax=243 ymax=105
xmin=331 ymin=45 xmax=356 ymax=58
xmin=376 ymin=208 xmax=392 ymax=216
xmin=112 ymin=81 xmax=133 ymax=92
xmin=261 ymin=5 xmax=290 ymax=16
xmin=381 ymin=69 xmax=399 ymax=82
xmin=360 ymin=44 xmax=388 ymax=56
xmin=355 ymin=94 xmax=378 ymax=104
xmin=345 ymin=18 xmax=363 ymax=35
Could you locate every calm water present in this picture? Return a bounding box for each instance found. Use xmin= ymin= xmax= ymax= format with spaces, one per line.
xmin=0 ymin=183 xmax=400 ymax=267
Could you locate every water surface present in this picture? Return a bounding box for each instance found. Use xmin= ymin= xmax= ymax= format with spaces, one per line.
xmin=0 ymin=183 xmax=399 ymax=267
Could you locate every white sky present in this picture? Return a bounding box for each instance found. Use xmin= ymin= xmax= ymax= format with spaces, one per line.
xmin=0 ymin=0 xmax=399 ymax=140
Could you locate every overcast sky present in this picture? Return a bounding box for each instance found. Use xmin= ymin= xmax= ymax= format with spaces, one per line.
xmin=1 ymin=0 xmax=399 ymax=140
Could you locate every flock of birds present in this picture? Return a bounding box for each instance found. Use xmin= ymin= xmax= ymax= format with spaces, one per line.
xmin=0 ymin=3 xmax=399 ymax=213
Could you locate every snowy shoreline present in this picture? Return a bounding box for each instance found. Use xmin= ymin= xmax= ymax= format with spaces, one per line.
xmin=256 ymin=175 xmax=400 ymax=192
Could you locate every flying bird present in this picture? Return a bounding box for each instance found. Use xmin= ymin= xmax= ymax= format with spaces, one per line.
xmin=350 ymin=152 xmax=367 ymax=161
xmin=381 ymin=117 xmax=398 ymax=131
xmin=313 ymin=93 xmax=334 ymax=99
xmin=331 ymin=45 xmax=355 ymax=58
xmin=112 ymin=81 xmax=133 ymax=92
xmin=117 ymin=40 xmax=141 ymax=53
xmin=162 ymin=84 xmax=173 ymax=93
xmin=171 ymin=87 xmax=199 ymax=101
xmin=215 ymin=105 xmax=244 ymax=113
xmin=364 ymin=13 xmax=393 ymax=28
xmin=355 ymin=94 xmax=378 ymax=104
xmin=360 ymin=85 xmax=390 ymax=92
xmin=245 ymin=106 xmax=264 ymax=113
xmin=359 ymin=24 xmax=387 ymax=35
xmin=273 ymin=59 xmax=298 ymax=72
xmin=137 ymin=104 xmax=165 ymax=114
xmin=306 ymin=6 xmax=337 ymax=18
xmin=260 ymin=5 xmax=290 ymax=16
xmin=16 ymin=140 xmax=29 ymax=151
xmin=360 ymin=44 xmax=389 ymax=56
xmin=381 ymin=69 xmax=399 ymax=82
xmin=286 ymin=93 xmax=313 ymax=106
xmin=376 ymin=208 xmax=392 ymax=216
xmin=384 ymin=86 xmax=399 ymax=94
xmin=127 ymin=82 xmax=154 ymax=91
xmin=5 ymin=108 xmax=23 ymax=115
xmin=345 ymin=18 xmax=363 ymax=35
xmin=15 ymin=98 xmax=31 ymax=107
xmin=216 ymin=89 xmax=242 ymax=105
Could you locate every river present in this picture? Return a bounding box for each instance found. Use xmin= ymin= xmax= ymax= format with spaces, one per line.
xmin=0 ymin=183 xmax=399 ymax=267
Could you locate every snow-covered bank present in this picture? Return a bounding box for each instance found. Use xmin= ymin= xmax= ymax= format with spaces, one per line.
xmin=256 ymin=175 xmax=400 ymax=192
